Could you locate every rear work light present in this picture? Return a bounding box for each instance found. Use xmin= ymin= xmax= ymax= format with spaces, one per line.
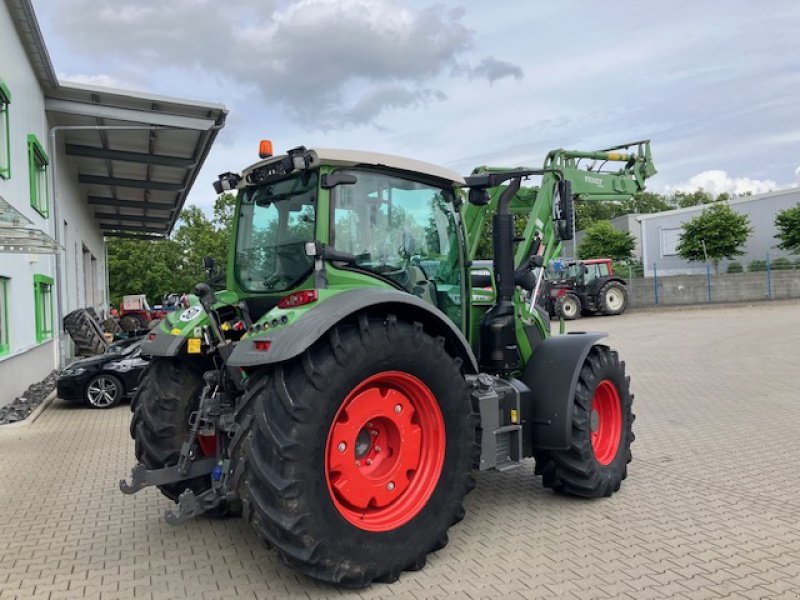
xmin=277 ymin=289 xmax=319 ymax=309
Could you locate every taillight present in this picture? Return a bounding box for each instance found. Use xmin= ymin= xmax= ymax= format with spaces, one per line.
xmin=253 ymin=340 xmax=271 ymax=351
xmin=277 ymin=289 xmax=319 ymax=309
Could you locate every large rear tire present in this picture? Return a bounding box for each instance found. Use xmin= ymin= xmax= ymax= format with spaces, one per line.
xmin=63 ymin=308 xmax=107 ymax=355
xmin=130 ymin=358 xmax=212 ymax=502
xmin=231 ymin=315 xmax=477 ymax=587
xmin=534 ymin=345 xmax=634 ymax=498
xmin=598 ymin=282 xmax=628 ymax=316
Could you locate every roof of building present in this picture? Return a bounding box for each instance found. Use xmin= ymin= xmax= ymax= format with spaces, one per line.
xmin=5 ymin=0 xmax=227 ymax=238
xmin=636 ymin=187 xmax=800 ymax=222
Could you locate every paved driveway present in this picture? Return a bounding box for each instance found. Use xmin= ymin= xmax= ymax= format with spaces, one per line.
xmin=1 ymin=302 xmax=800 ymax=599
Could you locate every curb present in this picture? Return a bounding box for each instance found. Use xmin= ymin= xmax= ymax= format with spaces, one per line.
xmin=1 ymin=389 xmax=58 ymax=429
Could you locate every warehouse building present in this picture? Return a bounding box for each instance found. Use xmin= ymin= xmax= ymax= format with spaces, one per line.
xmin=0 ymin=0 xmax=227 ymax=407
xmin=575 ymin=188 xmax=800 ymax=277
xmin=637 ymin=188 xmax=799 ymax=276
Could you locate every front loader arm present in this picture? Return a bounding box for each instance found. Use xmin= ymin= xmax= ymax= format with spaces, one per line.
xmin=464 ymin=140 xmax=656 ymax=268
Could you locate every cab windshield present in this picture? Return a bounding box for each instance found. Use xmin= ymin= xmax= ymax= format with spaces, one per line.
xmin=235 ymin=173 xmax=317 ymax=292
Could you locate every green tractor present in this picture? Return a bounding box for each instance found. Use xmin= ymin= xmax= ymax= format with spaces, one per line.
xmin=122 ymin=141 xmax=656 ymax=586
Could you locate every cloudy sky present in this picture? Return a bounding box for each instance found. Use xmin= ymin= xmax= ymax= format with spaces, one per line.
xmin=32 ymin=0 xmax=800 ymax=212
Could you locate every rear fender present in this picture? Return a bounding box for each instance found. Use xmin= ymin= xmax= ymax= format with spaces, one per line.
xmin=521 ymin=332 xmax=607 ymax=450
xmin=228 ymin=288 xmax=478 ymax=373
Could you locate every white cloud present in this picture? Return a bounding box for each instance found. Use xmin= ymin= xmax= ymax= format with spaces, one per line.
xmin=668 ymin=170 xmax=780 ymax=197
xmin=49 ymin=0 xmax=521 ymax=126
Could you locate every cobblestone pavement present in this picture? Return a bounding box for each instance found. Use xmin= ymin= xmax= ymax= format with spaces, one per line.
xmin=1 ymin=302 xmax=800 ymax=600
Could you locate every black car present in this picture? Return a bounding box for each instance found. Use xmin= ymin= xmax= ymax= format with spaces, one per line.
xmin=57 ymin=338 xmax=149 ymax=409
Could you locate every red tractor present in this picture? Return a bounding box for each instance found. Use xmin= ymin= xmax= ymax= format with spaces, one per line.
xmin=118 ymin=294 xmax=182 ymax=332
xmin=544 ymin=258 xmax=629 ymax=319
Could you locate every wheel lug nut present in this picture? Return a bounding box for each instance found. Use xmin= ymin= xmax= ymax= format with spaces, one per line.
xmin=375 ymin=446 xmax=381 ymax=453
xmin=387 ymin=481 xmax=395 ymax=491
xmin=394 ymin=404 xmax=402 ymax=414
xmin=366 ymin=459 xmax=373 ymax=466
xmin=370 ymin=430 xmax=378 ymax=436
xmin=337 ymin=442 xmax=346 ymax=453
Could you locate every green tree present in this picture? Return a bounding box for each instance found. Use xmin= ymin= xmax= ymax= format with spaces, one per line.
xmin=108 ymin=193 xmax=237 ymax=306
xmin=107 ymin=238 xmax=184 ymax=307
xmin=774 ymin=203 xmax=800 ymax=254
xmin=622 ymin=191 xmax=672 ymax=214
xmin=673 ymin=189 xmax=715 ymax=208
xmin=577 ymin=221 xmax=636 ymax=261
xmin=676 ymin=204 xmax=752 ymax=273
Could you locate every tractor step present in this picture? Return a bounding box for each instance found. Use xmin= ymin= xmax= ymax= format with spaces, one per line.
xmin=471 ymin=375 xmax=523 ymax=471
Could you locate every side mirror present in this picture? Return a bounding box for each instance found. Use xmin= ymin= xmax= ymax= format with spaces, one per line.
xmin=202 ymin=256 xmax=216 ymax=271
xmin=321 ymin=172 xmax=358 ymax=189
xmin=554 ymin=179 xmax=574 ymax=241
xmin=468 ymin=188 xmax=490 ymax=206
xmin=213 ymin=172 xmax=241 ymax=194
xmin=531 ymin=255 xmax=544 ymax=268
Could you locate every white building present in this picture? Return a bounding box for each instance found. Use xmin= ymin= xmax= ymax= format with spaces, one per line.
xmin=574 ymin=188 xmax=800 ymax=277
xmin=0 ymin=0 xmax=226 ymax=407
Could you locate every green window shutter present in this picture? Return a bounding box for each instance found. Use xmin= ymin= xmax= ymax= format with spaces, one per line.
xmin=0 ymin=277 xmax=9 ymax=355
xmin=33 ymin=274 xmax=54 ymax=343
xmin=0 ymin=80 xmax=10 ymax=180
xmin=28 ymin=134 xmax=49 ymax=218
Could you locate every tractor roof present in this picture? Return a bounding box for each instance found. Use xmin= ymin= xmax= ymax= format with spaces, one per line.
xmin=242 ymin=148 xmax=465 ymax=186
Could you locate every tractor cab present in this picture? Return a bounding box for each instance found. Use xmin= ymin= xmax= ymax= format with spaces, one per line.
xmin=217 ymin=145 xmax=468 ymax=329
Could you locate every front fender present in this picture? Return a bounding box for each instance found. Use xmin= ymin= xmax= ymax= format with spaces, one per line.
xmin=521 ymin=332 xmax=607 ymax=450
xmin=140 ymin=302 xmax=211 ymax=357
xmin=228 ymin=288 xmax=478 ymax=372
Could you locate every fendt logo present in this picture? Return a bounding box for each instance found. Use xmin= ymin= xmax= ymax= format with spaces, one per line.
xmin=584 ymin=175 xmax=603 ymax=186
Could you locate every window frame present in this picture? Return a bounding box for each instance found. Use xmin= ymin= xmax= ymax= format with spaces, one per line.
xmin=0 ymin=80 xmax=10 ymax=180
xmin=28 ymin=134 xmax=49 ymax=217
xmin=0 ymin=276 xmax=9 ymax=356
xmin=33 ymin=273 xmax=54 ymax=343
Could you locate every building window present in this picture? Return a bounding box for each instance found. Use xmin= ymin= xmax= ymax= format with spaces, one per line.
xmin=28 ymin=134 xmax=49 ymax=217
xmin=0 ymin=277 xmax=9 ymax=355
xmin=0 ymin=80 xmax=10 ymax=180
xmin=33 ymin=274 xmax=54 ymax=343
xmin=660 ymin=227 xmax=682 ymax=257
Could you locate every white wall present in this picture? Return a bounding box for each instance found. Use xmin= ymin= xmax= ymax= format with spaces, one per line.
xmin=0 ymin=2 xmax=106 ymax=406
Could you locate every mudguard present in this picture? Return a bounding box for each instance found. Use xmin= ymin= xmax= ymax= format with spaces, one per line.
xmin=228 ymin=288 xmax=478 ymax=373
xmin=521 ymin=332 xmax=607 ymax=450
xmin=139 ymin=302 xmax=211 ymax=357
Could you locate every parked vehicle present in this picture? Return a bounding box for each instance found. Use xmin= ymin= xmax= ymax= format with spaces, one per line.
xmin=543 ymin=258 xmax=629 ymax=319
xmin=118 ymin=294 xmax=183 ymax=332
xmin=57 ymin=338 xmax=148 ymax=409
xmin=121 ymin=141 xmax=655 ymax=586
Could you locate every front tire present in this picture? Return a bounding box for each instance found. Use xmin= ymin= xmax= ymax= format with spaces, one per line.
xmin=231 ymin=315 xmax=477 ymax=587
xmin=599 ymin=282 xmax=628 ymax=315
xmin=534 ymin=345 xmax=634 ymax=498
xmin=84 ymin=374 xmax=123 ymax=409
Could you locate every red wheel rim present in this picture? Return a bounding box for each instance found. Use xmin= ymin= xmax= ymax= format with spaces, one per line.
xmin=590 ymin=379 xmax=622 ymax=465
xmin=325 ymin=371 xmax=445 ymax=532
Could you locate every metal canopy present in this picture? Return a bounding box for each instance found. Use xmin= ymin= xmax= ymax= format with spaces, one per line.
xmin=45 ymin=82 xmax=227 ymax=239
xmin=0 ymin=195 xmax=33 ymax=228
xmin=0 ymin=197 xmax=61 ymax=253
xmin=0 ymin=227 xmax=62 ymax=254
